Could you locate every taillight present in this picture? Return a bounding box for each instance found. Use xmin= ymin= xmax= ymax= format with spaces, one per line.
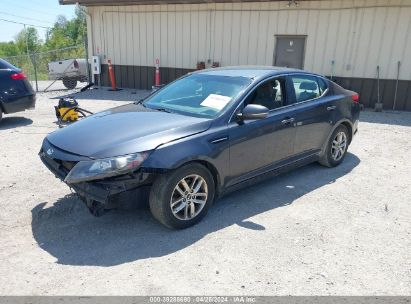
xmin=351 ymin=94 xmax=359 ymax=103
xmin=11 ymin=72 xmax=26 ymax=80
xmin=73 ymin=60 xmax=79 ymax=69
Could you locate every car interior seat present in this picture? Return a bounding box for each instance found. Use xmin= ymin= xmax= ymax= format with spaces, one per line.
xmin=254 ymin=83 xmax=276 ymax=109
xmin=298 ymin=81 xmax=318 ymax=102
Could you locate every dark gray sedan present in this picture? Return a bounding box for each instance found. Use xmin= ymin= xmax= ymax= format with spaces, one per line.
xmin=40 ymin=67 xmax=360 ymax=229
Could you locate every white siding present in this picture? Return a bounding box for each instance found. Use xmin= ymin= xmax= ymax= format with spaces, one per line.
xmin=87 ymin=0 xmax=411 ymax=80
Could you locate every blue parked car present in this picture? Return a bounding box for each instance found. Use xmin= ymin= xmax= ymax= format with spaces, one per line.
xmin=40 ymin=66 xmax=360 ymax=229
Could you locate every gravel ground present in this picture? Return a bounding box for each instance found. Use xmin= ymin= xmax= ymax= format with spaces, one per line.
xmin=0 ymin=88 xmax=410 ymax=295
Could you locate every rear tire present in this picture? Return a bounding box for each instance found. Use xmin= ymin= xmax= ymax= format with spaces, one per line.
xmin=62 ymin=78 xmax=77 ymax=90
xmin=319 ymin=124 xmax=349 ymax=167
xmin=149 ymin=163 xmax=215 ymax=229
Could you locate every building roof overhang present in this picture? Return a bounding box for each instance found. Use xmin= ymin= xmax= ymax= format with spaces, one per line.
xmin=60 ymin=0 xmax=300 ymax=6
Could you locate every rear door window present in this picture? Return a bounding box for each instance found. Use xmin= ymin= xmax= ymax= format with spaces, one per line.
xmin=290 ymin=75 xmax=321 ymax=103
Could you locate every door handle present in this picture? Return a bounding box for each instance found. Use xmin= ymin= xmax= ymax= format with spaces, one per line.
xmin=281 ymin=117 xmax=295 ymax=125
xmin=209 ymin=136 xmax=229 ymax=144
xmin=327 ymin=105 xmax=337 ymax=111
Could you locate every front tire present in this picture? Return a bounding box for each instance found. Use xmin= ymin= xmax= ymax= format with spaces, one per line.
xmin=319 ymin=124 xmax=349 ymax=167
xmin=149 ymin=163 xmax=215 ymax=229
xmin=62 ymin=78 xmax=77 ymax=90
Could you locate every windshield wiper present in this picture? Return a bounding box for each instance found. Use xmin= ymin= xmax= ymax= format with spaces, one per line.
xmin=134 ymin=98 xmax=147 ymax=107
xmin=154 ymin=107 xmax=172 ymax=113
xmin=134 ymin=99 xmax=144 ymax=104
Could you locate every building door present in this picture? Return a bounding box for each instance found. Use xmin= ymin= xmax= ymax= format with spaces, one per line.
xmin=274 ymin=36 xmax=306 ymax=69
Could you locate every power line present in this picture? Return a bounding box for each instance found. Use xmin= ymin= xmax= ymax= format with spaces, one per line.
xmin=0 ymin=18 xmax=50 ymax=29
xmin=0 ymin=12 xmax=54 ymax=25
xmin=2 ymin=0 xmax=67 ymax=17
xmin=27 ymin=0 xmax=68 ymax=13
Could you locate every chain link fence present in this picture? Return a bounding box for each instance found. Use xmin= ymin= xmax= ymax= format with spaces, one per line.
xmin=4 ymin=44 xmax=89 ymax=92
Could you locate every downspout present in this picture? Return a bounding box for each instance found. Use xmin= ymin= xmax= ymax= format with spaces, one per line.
xmin=76 ymin=3 xmax=94 ymax=83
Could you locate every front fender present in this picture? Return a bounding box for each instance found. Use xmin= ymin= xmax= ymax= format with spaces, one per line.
xmin=141 ymin=128 xmax=230 ymax=190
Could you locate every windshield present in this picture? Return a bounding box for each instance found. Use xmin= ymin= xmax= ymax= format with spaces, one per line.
xmin=144 ymin=74 xmax=251 ymax=118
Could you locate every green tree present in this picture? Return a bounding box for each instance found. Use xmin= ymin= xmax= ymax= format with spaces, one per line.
xmin=0 ymin=41 xmax=19 ymax=57
xmin=0 ymin=8 xmax=86 ymax=57
xmin=45 ymin=15 xmax=72 ymax=50
xmin=0 ymin=10 xmax=86 ymax=80
xmin=46 ymin=8 xmax=86 ymax=50
xmin=15 ymin=27 xmax=41 ymax=54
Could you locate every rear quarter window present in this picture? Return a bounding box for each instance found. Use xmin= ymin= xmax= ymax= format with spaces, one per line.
xmin=317 ymin=77 xmax=328 ymax=95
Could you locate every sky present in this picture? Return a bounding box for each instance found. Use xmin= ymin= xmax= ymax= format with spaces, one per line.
xmin=0 ymin=0 xmax=76 ymax=42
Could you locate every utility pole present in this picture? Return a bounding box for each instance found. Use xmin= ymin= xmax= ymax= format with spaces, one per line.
xmin=84 ymin=35 xmax=91 ymax=84
xmin=23 ymin=24 xmax=33 ymax=88
xmin=24 ymin=24 xmax=39 ymax=91
xmin=32 ymin=53 xmax=39 ymax=92
xmin=23 ymin=24 xmax=29 ymax=55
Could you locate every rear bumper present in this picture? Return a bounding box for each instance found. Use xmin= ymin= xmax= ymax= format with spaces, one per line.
xmin=2 ymin=94 xmax=36 ymax=114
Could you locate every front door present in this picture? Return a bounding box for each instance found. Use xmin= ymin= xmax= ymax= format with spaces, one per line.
xmin=227 ymin=77 xmax=296 ymax=186
xmin=274 ymin=36 xmax=306 ymax=69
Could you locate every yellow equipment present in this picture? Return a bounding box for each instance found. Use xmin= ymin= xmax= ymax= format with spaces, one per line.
xmin=55 ymin=97 xmax=93 ymax=127
xmin=57 ymin=107 xmax=79 ymax=122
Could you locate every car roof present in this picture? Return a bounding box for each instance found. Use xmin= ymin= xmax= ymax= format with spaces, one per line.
xmin=192 ymin=66 xmax=313 ymax=80
xmin=0 ymin=58 xmax=19 ymax=70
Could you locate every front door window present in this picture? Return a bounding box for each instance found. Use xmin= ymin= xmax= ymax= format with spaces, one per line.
xmin=246 ymin=78 xmax=286 ymax=110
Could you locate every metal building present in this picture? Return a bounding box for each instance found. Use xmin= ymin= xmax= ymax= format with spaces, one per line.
xmin=60 ymin=0 xmax=411 ymax=110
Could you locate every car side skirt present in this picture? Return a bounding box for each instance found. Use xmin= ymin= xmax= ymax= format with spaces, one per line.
xmin=220 ymin=151 xmax=320 ymax=197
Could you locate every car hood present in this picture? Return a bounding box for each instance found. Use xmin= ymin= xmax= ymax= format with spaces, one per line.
xmin=47 ymin=103 xmax=212 ymax=158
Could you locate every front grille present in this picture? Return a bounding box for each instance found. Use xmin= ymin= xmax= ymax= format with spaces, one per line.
xmin=40 ymin=151 xmax=77 ymax=179
xmin=41 ymin=153 xmax=61 ymax=171
xmin=61 ymin=160 xmax=76 ymax=171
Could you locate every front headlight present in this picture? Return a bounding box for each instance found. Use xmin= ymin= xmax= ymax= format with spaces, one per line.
xmin=64 ymin=152 xmax=149 ymax=184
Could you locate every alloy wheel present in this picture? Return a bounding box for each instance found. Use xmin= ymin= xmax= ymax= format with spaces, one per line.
xmin=170 ymin=174 xmax=208 ymax=221
xmin=331 ymin=131 xmax=347 ymax=161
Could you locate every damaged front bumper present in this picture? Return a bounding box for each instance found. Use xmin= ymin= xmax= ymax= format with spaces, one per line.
xmin=39 ymin=142 xmax=155 ymax=216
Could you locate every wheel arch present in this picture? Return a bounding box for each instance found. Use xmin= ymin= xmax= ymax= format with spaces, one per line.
xmin=320 ymin=119 xmax=354 ymax=156
xmin=174 ymin=159 xmax=222 ymax=197
xmin=340 ymin=121 xmax=353 ymax=144
xmin=0 ymin=98 xmax=6 ymax=114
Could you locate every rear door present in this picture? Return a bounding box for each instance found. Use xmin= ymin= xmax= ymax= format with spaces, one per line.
xmin=287 ymin=74 xmax=335 ymax=156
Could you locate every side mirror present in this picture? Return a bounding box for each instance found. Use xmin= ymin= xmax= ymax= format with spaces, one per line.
xmin=237 ymin=104 xmax=269 ymax=121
